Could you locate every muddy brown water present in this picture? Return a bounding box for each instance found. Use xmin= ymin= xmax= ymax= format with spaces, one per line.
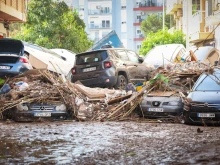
xmin=0 ymin=121 xmax=220 ymax=165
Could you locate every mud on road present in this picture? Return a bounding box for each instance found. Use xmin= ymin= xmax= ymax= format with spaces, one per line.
xmin=0 ymin=121 xmax=220 ymax=165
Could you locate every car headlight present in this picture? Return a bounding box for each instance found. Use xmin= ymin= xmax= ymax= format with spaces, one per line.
xmin=55 ymin=104 xmax=66 ymax=111
xmin=17 ymin=104 xmax=28 ymax=111
xmin=168 ymin=101 xmax=182 ymax=106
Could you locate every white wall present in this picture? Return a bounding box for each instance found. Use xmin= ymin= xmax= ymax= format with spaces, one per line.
xmin=215 ymin=26 xmax=220 ymax=50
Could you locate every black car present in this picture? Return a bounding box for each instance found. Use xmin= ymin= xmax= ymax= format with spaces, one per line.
xmin=69 ymin=48 xmax=154 ymax=89
xmin=0 ymin=38 xmax=32 ymax=78
xmin=183 ymin=69 xmax=220 ymax=124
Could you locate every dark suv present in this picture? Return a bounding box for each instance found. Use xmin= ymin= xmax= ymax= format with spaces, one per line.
xmin=69 ymin=48 xmax=154 ymax=89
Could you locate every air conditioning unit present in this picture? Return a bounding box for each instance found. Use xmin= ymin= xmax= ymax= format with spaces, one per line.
xmin=96 ymin=6 xmax=101 ymax=9
xmin=141 ymin=11 xmax=145 ymax=16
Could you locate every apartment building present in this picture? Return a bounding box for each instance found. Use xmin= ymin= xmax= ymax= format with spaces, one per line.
xmin=69 ymin=0 xmax=163 ymax=52
xmin=0 ymin=0 xmax=27 ymax=38
xmin=167 ymin=0 xmax=220 ymax=50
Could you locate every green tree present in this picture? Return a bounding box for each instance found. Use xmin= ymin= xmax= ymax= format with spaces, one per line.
xmin=139 ymin=29 xmax=186 ymax=55
xmin=141 ymin=14 xmax=174 ymax=36
xmin=11 ymin=0 xmax=93 ymax=53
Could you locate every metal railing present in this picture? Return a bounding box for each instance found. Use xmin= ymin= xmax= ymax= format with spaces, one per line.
xmin=89 ymin=24 xmax=112 ymax=29
xmin=88 ymin=9 xmax=112 ymax=15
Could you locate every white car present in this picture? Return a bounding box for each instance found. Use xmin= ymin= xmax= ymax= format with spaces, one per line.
xmin=23 ymin=42 xmax=72 ymax=76
xmin=50 ymin=48 xmax=76 ymax=66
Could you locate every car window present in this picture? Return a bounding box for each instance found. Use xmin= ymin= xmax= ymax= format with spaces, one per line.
xmin=195 ymin=74 xmax=220 ymax=91
xmin=25 ymin=43 xmax=43 ymax=51
xmin=116 ymin=50 xmax=129 ymax=61
xmin=76 ymin=51 xmax=108 ymax=65
xmin=127 ymin=50 xmax=139 ymax=62
xmin=42 ymin=47 xmax=63 ymax=59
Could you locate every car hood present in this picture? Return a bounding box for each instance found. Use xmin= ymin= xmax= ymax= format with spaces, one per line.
xmin=0 ymin=39 xmax=24 ymax=55
xmin=188 ymin=91 xmax=220 ymax=104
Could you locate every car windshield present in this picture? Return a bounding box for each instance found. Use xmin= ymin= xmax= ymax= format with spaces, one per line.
xmin=195 ymin=73 xmax=220 ymax=91
xmin=76 ymin=51 xmax=108 ymax=65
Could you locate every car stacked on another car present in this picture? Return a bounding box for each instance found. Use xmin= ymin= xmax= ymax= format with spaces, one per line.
xmin=69 ymin=48 xmax=154 ymax=89
xmin=0 ymin=38 xmax=32 ymax=78
xmin=183 ymin=69 xmax=220 ymax=124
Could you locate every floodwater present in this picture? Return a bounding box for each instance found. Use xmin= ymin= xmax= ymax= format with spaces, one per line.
xmin=0 ymin=121 xmax=220 ymax=164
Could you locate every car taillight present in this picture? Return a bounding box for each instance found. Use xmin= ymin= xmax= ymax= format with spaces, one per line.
xmin=71 ymin=68 xmax=76 ymax=74
xmin=20 ymin=57 xmax=28 ymax=63
xmin=104 ymin=61 xmax=112 ymax=68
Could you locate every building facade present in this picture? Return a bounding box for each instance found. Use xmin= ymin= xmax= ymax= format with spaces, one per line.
xmin=167 ymin=0 xmax=220 ymax=50
xmin=0 ymin=0 xmax=27 ymax=38
xmin=69 ymin=0 xmax=163 ymax=52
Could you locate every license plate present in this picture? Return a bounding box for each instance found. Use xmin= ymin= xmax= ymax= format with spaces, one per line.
xmin=0 ymin=66 xmax=10 ymax=69
xmin=148 ymin=108 xmax=164 ymax=112
xmin=197 ymin=113 xmax=215 ymax=118
xmin=83 ymin=67 xmax=96 ymax=72
xmin=34 ymin=112 xmax=51 ymax=117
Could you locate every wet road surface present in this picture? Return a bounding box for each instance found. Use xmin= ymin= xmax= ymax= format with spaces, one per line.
xmin=0 ymin=121 xmax=220 ymax=164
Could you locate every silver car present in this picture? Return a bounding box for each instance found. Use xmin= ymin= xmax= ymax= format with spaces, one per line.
xmin=139 ymin=92 xmax=183 ymax=118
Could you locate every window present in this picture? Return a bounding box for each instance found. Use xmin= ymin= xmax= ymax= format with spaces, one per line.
xmin=192 ymin=0 xmax=200 ymax=14
xmin=127 ymin=51 xmax=138 ymax=62
xmin=121 ymin=6 xmax=126 ymax=9
xmin=90 ymin=21 xmax=94 ymax=28
xmin=80 ymin=8 xmax=84 ymax=11
xmin=122 ymin=22 xmax=126 ymax=24
xmin=116 ymin=50 xmax=129 ymax=61
xmin=102 ymin=20 xmax=110 ymax=28
xmin=101 ymin=7 xmax=110 ymax=14
xmin=137 ymin=15 xmax=141 ymax=20
xmin=137 ymin=45 xmax=141 ymax=49
xmin=137 ymin=30 xmax=141 ymax=34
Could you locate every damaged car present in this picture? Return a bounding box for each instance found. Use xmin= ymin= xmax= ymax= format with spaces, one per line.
xmin=183 ymin=69 xmax=220 ymax=124
xmin=139 ymin=91 xmax=183 ymax=118
xmin=69 ymin=48 xmax=154 ymax=89
xmin=6 ymin=102 xmax=69 ymax=122
xmin=0 ymin=38 xmax=32 ymax=78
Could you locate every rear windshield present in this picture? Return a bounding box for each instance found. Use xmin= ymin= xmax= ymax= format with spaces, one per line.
xmin=76 ymin=51 xmax=108 ymax=65
xmin=0 ymin=40 xmax=23 ymax=55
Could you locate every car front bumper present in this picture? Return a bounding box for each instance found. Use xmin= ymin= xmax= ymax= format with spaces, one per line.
xmin=184 ymin=111 xmax=220 ymax=123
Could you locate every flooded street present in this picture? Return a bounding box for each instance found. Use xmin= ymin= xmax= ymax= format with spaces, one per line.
xmin=0 ymin=121 xmax=220 ymax=164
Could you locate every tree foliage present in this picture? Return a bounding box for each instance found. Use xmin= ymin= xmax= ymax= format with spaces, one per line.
xmin=139 ymin=29 xmax=186 ymax=55
xmin=141 ymin=14 xmax=174 ymax=36
xmin=11 ymin=0 xmax=93 ymax=53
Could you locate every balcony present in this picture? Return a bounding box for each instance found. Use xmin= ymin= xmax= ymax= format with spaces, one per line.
xmin=133 ymin=19 xmax=144 ymax=26
xmin=189 ymin=11 xmax=214 ymax=43
xmin=134 ymin=1 xmax=163 ymax=11
xmin=205 ymin=10 xmax=220 ymax=27
xmin=89 ymin=24 xmax=112 ymax=29
xmin=134 ymin=34 xmax=145 ymax=41
xmin=0 ymin=0 xmax=27 ymax=22
xmin=88 ymin=9 xmax=112 ymax=15
xmin=166 ymin=0 xmax=182 ymax=15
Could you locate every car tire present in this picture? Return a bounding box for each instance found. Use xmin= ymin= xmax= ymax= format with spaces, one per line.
xmin=115 ymin=75 xmax=128 ymax=90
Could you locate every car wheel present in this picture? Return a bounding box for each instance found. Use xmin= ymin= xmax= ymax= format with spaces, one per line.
xmin=115 ymin=75 xmax=127 ymax=90
xmin=180 ymin=111 xmax=192 ymax=125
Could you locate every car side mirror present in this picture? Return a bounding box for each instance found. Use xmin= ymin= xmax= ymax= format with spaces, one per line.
xmin=61 ymin=56 xmax=66 ymax=61
xmin=138 ymin=57 xmax=144 ymax=63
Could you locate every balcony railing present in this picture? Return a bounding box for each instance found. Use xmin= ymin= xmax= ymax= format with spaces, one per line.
xmin=166 ymin=0 xmax=182 ymax=14
xmin=89 ymin=24 xmax=112 ymax=29
xmin=136 ymin=34 xmax=144 ymax=38
xmin=88 ymin=9 xmax=112 ymax=15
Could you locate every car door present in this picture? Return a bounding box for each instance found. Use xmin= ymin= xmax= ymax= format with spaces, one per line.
xmin=115 ymin=49 xmax=139 ymax=80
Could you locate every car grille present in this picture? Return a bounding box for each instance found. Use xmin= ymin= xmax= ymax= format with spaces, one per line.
xmin=30 ymin=105 xmax=55 ymax=111
xmin=0 ymin=56 xmax=19 ymax=63
xmin=190 ymin=102 xmax=220 ymax=112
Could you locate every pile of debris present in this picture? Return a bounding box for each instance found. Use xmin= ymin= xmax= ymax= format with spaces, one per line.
xmin=0 ymin=69 xmax=147 ymax=121
xmin=148 ymin=61 xmax=214 ymax=96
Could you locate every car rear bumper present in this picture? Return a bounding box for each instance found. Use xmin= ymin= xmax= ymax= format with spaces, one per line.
xmin=140 ymin=105 xmax=183 ymax=117
xmin=72 ymin=75 xmax=117 ymax=88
